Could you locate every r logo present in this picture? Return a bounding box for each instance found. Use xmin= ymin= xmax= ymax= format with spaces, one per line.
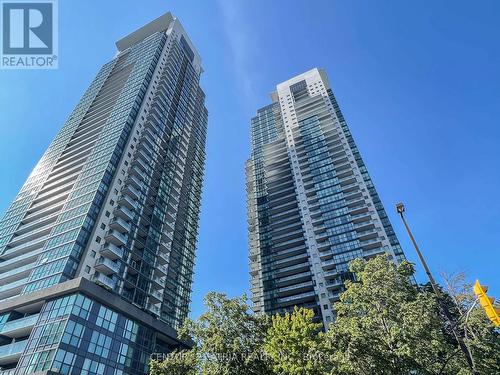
xmin=2 ymin=1 xmax=53 ymax=54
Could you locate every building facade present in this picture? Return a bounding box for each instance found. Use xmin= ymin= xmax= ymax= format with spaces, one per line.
xmin=0 ymin=13 xmax=207 ymax=375
xmin=247 ymin=68 xmax=406 ymax=327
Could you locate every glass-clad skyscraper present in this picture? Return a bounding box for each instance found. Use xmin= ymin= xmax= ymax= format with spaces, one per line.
xmin=247 ymin=68 xmax=406 ymax=327
xmin=0 ymin=13 xmax=207 ymax=375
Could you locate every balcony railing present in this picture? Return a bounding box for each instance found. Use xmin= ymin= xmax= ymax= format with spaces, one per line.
xmin=0 ymin=314 xmax=39 ymax=338
xmin=104 ymin=230 xmax=127 ymax=247
xmin=95 ymin=257 xmax=120 ymax=275
xmin=147 ymin=303 xmax=160 ymax=315
xmin=278 ymin=281 xmax=313 ymax=293
xmin=114 ymin=205 xmax=134 ymax=221
xmin=277 ymin=291 xmax=316 ymax=304
xmin=109 ymin=217 xmax=131 ymax=233
xmin=100 ymin=243 xmax=124 ymax=260
xmin=93 ymin=273 xmax=116 ymax=291
xmin=0 ymin=339 xmax=27 ymax=363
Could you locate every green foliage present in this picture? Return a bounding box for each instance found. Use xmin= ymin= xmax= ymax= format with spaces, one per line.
xmin=325 ymin=255 xmax=464 ymax=374
xmin=150 ymin=257 xmax=500 ymax=375
xmin=264 ymin=306 xmax=326 ymax=375
xmin=179 ymin=292 xmax=271 ymax=375
xmin=440 ymin=272 xmax=500 ymax=374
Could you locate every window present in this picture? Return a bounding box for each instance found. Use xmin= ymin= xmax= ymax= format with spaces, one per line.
xmin=88 ymin=331 xmax=112 ymax=358
xmin=105 ymin=211 xmax=110 ymax=217
xmin=95 ymin=237 xmax=101 ymax=243
xmin=62 ymin=320 xmax=84 ymax=347
xmin=72 ymin=294 xmax=93 ymax=319
xmin=100 ymin=223 xmax=105 ymax=230
xmin=90 ymin=250 xmax=96 ymax=258
xmin=96 ymin=306 xmax=118 ymax=332
xmin=85 ymin=265 xmax=91 ymax=273
xmin=52 ymin=349 xmax=76 ymax=375
xmin=82 ymin=358 xmax=105 ymax=375
xmin=24 ymin=349 xmax=56 ymax=373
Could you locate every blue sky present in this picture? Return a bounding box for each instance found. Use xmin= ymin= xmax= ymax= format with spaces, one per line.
xmin=0 ymin=1 xmax=499 ymax=317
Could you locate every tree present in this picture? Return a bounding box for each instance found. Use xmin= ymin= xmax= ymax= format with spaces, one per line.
xmin=324 ymin=255 xmax=466 ymax=375
xmin=150 ymin=258 xmax=500 ymax=375
xmin=440 ymin=272 xmax=500 ymax=374
xmin=149 ymin=293 xmax=271 ymax=375
xmin=264 ymin=306 xmax=327 ymax=375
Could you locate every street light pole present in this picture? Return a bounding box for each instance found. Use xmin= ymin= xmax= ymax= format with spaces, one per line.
xmin=395 ymin=203 xmax=477 ymax=374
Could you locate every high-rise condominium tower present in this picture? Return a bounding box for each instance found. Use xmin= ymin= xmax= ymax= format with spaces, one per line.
xmin=0 ymin=13 xmax=206 ymax=375
xmin=247 ymin=68 xmax=406 ymax=327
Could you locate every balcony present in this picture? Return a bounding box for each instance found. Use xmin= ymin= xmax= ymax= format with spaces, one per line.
xmin=0 ymin=263 xmax=34 ymax=285
xmin=277 ymin=291 xmax=316 ymax=305
xmin=147 ymin=303 xmax=160 ymax=316
xmin=354 ymin=220 xmax=374 ymax=231
xmin=276 ymin=271 xmax=312 ymax=286
xmin=325 ymin=275 xmax=343 ymax=288
xmin=321 ymin=258 xmax=336 ymax=269
xmin=0 ymin=248 xmax=44 ymax=273
xmin=278 ymin=281 xmax=314 ymax=295
xmin=276 ymin=262 xmax=310 ymax=277
xmin=151 ymin=275 xmax=166 ymax=288
xmin=0 ymin=368 xmax=16 ymax=375
xmin=100 ymin=243 xmax=124 ymax=260
xmin=363 ymin=247 xmax=387 ymax=257
xmin=109 ymin=217 xmax=131 ymax=233
xmin=95 ymin=257 xmax=120 ymax=275
xmin=93 ymin=273 xmax=116 ymax=291
xmin=360 ymin=238 xmax=383 ymax=250
xmin=328 ymin=290 xmax=342 ymax=300
xmin=1 ymin=236 xmax=48 ymax=260
xmin=0 ymin=278 xmax=29 ymax=300
xmin=350 ymin=211 xmax=372 ymax=222
xmin=154 ymin=264 xmax=168 ymax=276
xmin=114 ymin=205 xmax=134 ymax=221
xmin=357 ymin=228 xmax=379 ymax=241
xmin=157 ymin=251 xmax=169 ymax=265
xmin=150 ymin=289 xmax=163 ymax=302
xmin=0 ymin=314 xmax=39 ymax=338
xmin=0 ymin=340 xmax=27 ymax=366
xmin=127 ymin=174 xmax=143 ymax=190
xmin=275 ymin=252 xmax=309 ymax=267
xmin=123 ymin=184 xmax=141 ymax=200
xmin=104 ymin=230 xmax=127 ymax=247
xmin=117 ymin=194 xmax=137 ymax=211
xmin=130 ymin=166 xmax=146 ymax=181
xmin=133 ymin=157 xmax=149 ymax=173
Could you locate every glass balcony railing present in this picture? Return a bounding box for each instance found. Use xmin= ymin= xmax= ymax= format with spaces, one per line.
xmin=0 ymin=314 xmax=38 ymax=336
xmin=100 ymin=243 xmax=124 ymax=260
xmin=0 ymin=339 xmax=28 ymax=359
xmin=95 ymin=257 xmax=120 ymax=275
xmin=92 ymin=273 xmax=116 ymax=291
xmin=0 ymin=368 xmax=17 ymax=375
xmin=0 ymin=278 xmax=29 ymax=293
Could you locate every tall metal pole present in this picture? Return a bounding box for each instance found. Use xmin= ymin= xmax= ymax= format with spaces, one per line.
xmin=396 ymin=203 xmax=477 ymax=374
